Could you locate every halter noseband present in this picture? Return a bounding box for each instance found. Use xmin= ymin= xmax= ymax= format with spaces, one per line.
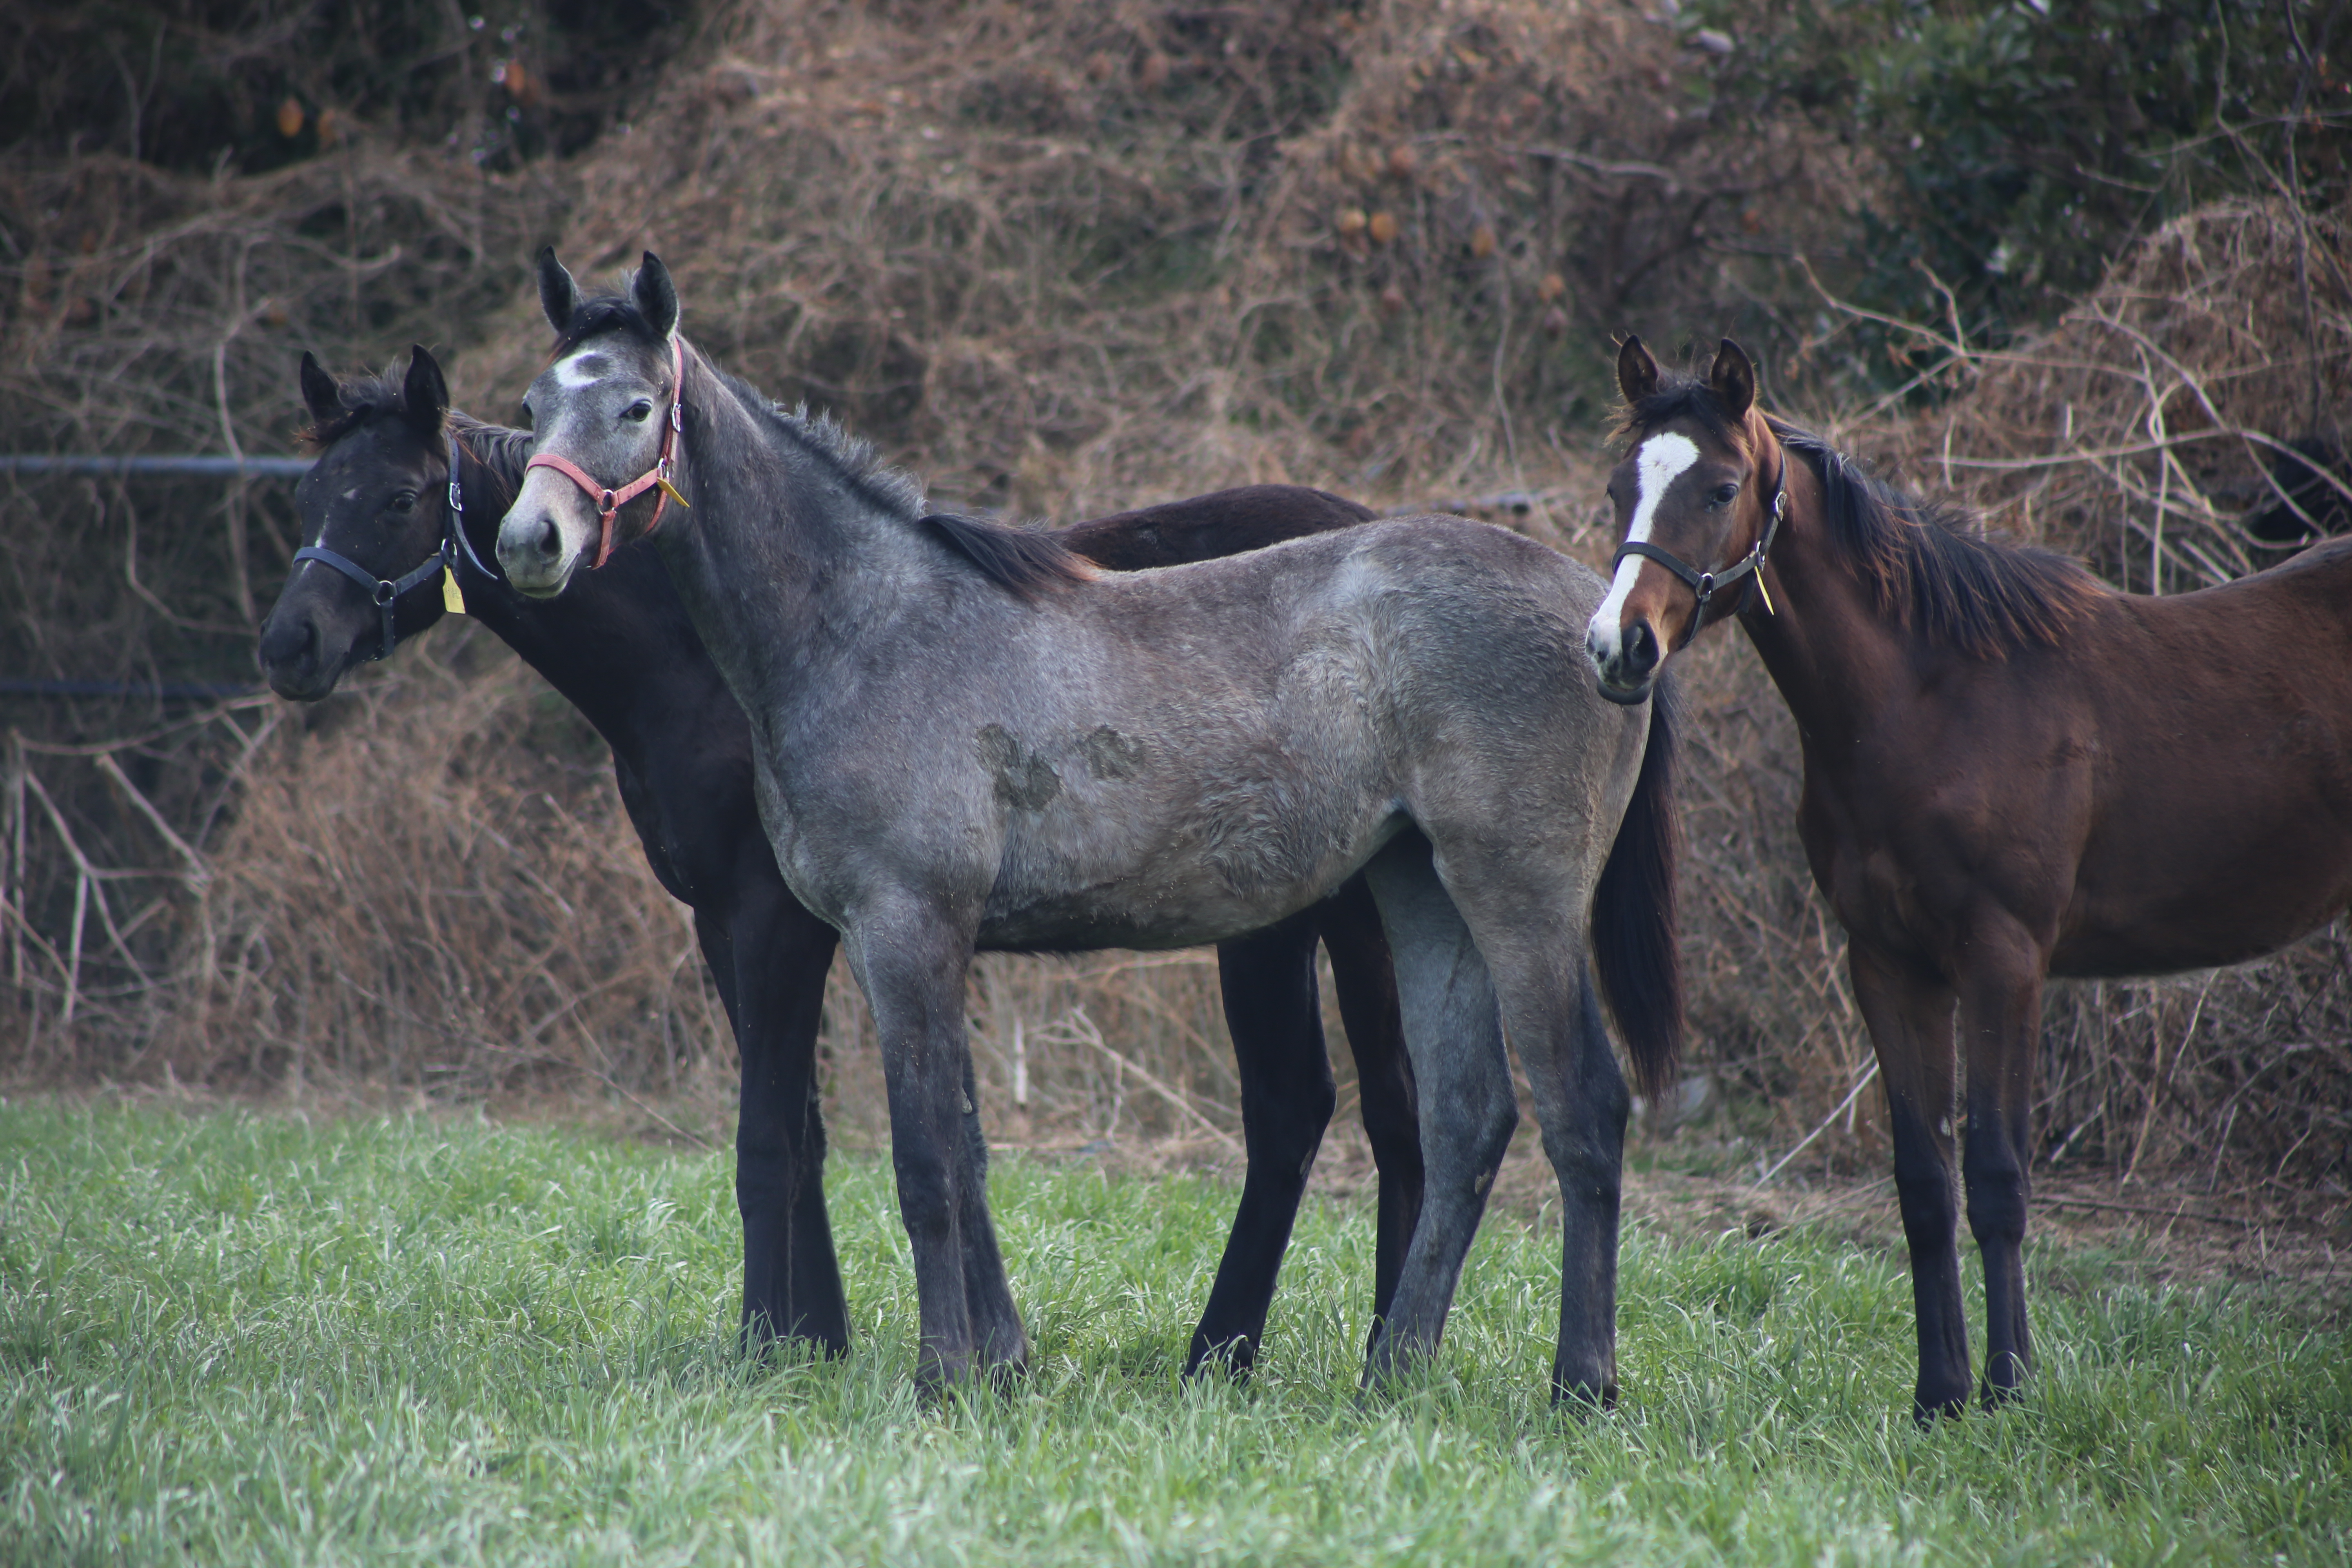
xmin=522 ymin=336 xmax=688 ymax=570
xmin=292 ymin=430 xmax=494 ymax=662
xmin=1610 ymin=433 xmax=1788 ymax=650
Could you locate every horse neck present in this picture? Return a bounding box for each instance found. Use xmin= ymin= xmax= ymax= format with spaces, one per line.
xmin=451 ymin=416 xmax=728 ymax=755
xmin=655 ymin=343 xmax=939 ymax=695
xmin=452 ymin=421 xmax=528 ymax=575
xmin=1735 ymin=454 xmax=1924 ymax=754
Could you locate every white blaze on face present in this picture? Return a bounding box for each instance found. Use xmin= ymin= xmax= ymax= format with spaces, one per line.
xmin=1588 ymin=431 xmax=1701 ymax=660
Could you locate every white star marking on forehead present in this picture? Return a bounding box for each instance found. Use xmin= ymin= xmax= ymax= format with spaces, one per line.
xmin=552 ymin=353 xmax=611 ymax=389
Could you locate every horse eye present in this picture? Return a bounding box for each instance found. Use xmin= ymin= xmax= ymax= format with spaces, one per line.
xmin=388 ymin=491 xmax=419 ymax=514
xmin=623 ymin=399 xmax=654 ymax=422
xmin=1711 ymin=483 xmax=1740 ymax=506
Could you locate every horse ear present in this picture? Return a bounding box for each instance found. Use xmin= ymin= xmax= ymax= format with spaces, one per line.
xmin=632 ymin=251 xmax=679 ymax=339
xmin=538 ymin=246 xmax=580 ymax=333
xmin=299 ymin=352 xmax=344 ymax=427
xmin=403 ymin=345 xmax=450 ymax=439
xmin=1709 ymin=338 xmax=1757 ymax=421
xmin=1617 ymin=335 xmax=1661 ymax=406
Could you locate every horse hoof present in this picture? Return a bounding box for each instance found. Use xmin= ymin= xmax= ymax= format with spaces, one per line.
xmin=1550 ymin=1377 xmax=1618 ymax=1414
xmin=1978 ymin=1377 xmax=2028 ymax=1411
xmin=1184 ymin=1335 xmax=1257 ymax=1382
xmin=1912 ymin=1385 xmax=1970 ymax=1425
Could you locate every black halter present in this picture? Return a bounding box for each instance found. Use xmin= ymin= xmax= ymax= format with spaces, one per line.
xmin=1611 ymin=440 xmax=1789 ymax=649
xmin=292 ymin=432 xmax=499 ymax=662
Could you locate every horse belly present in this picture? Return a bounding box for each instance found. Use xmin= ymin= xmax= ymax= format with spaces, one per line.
xmin=979 ymin=795 xmax=1405 ymax=949
xmin=2056 ymin=835 xmax=2352 ymax=977
xmin=2055 ymin=702 xmax=2352 ymax=975
xmin=973 ymin=744 xmax=1401 ymax=950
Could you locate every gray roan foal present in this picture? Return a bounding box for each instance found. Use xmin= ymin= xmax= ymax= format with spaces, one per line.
xmin=495 ymin=251 xmax=1682 ymax=1403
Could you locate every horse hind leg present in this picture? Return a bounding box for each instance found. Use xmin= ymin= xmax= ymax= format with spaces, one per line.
xmin=1958 ymin=938 xmax=2045 ymax=1408
xmin=1462 ymin=907 xmax=1626 ymax=1407
xmin=1549 ymin=966 xmax=1631 ymax=1406
xmin=1319 ymin=874 xmax=1422 ymax=1347
xmin=1360 ymin=830 xmax=1516 ymax=1388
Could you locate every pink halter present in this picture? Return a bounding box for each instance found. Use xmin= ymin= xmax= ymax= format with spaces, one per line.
xmin=524 ymin=335 xmax=688 ymax=569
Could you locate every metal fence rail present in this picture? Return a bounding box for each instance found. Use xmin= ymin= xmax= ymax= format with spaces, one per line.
xmin=1 ymin=454 xmax=313 ymax=478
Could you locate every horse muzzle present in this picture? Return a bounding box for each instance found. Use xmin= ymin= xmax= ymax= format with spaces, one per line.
xmin=495 ymin=485 xmax=584 ymax=599
xmin=1586 ymin=617 xmax=1661 ymax=706
xmin=258 ymin=604 xmax=344 ymax=701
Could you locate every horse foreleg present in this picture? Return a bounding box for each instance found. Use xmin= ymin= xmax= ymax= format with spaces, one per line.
xmin=1958 ymin=937 xmax=2044 ymax=1407
xmin=1319 ymin=875 xmax=1422 ymax=1346
xmin=724 ymin=890 xmax=850 ymax=1356
xmin=1851 ymin=943 xmax=1968 ymax=1420
xmin=954 ymin=1049 xmax=1027 ymax=1374
xmin=1185 ymin=909 xmax=1333 ymax=1376
xmin=1360 ymin=833 xmax=1516 ymax=1387
xmin=851 ymin=903 xmax=1021 ymax=1394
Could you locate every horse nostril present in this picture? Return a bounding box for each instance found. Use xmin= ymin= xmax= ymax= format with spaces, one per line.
xmin=258 ymin=612 xmax=316 ymax=675
xmin=531 ymin=515 xmax=562 ymax=562
xmin=1624 ymin=621 xmax=1659 ymax=675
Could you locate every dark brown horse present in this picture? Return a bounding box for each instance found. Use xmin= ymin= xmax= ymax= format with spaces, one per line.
xmin=1586 ymin=335 xmax=2352 ymax=1419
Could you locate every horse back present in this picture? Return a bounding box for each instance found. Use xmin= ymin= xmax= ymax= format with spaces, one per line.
xmin=2056 ymin=546 xmax=2352 ymax=967
xmin=1055 ymin=485 xmax=1375 ymax=571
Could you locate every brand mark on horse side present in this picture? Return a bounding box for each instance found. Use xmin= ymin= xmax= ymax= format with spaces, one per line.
xmin=1081 ymin=725 xmax=1147 ymax=780
xmin=977 ymin=724 xmax=1062 ymax=810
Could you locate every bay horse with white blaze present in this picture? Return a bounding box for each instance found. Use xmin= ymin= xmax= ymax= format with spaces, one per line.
xmin=256 ymin=345 xmax=1437 ymax=1376
xmin=1586 ymin=334 xmax=2352 ymax=1419
xmin=495 ymin=250 xmax=1683 ymax=1402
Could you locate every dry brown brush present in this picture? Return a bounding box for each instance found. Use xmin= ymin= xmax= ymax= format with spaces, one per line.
xmin=5 ymin=2 xmax=2346 ymax=1192
xmin=456 ymin=0 xmax=1856 ymax=514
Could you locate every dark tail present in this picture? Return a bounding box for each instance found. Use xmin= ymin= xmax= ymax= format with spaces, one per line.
xmin=1591 ymin=671 xmax=1683 ymax=1100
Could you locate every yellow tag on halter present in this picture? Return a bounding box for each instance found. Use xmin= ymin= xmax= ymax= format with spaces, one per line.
xmin=1754 ymin=574 xmax=1776 ymax=616
xmin=657 ymin=478 xmax=692 ymax=509
xmin=442 ymin=572 xmax=467 ymax=615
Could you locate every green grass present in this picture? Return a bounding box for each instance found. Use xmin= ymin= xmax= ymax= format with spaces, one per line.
xmin=1 ymin=1101 xmax=2345 ymax=1566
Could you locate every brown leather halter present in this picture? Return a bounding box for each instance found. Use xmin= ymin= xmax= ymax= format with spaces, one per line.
xmin=523 ymin=335 xmax=688 ymax=568
xmin=1611 ymin=428 xmax=1787 ymax=650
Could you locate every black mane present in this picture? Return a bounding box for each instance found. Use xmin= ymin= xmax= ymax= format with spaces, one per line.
xmin=296 ymin=370 xmax=530 ymax=513
xmin=560 ymin=296 xmax=1091 ymax=599
xmin=551 ymin=296 xmax=664 ymax=357
xmin=1624 ymin=376 xmax=2103 ymax=659
xmin=448 ymin=414 xmax=532 ymax=511
xmin=297 ymin=366 xmax=406 ymax=448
